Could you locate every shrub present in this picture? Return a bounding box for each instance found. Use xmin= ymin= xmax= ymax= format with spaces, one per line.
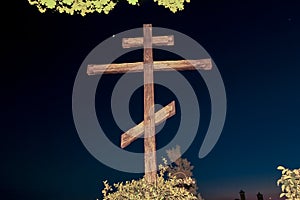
xmin=101 ymin=158 xmax=198 ymax=200
xmin=277 ymin=166 xmax=300 ymax=200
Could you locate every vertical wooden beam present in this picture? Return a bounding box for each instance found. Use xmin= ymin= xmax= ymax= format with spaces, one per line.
xmin=143 ymin=24 xmax=157 ymax=183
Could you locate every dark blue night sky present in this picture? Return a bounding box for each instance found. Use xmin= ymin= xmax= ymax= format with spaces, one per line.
xmin=7 ymin=0 xmax=300 ymax=200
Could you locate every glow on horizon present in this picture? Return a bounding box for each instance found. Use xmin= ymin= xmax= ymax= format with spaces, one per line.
xmin=205 ymin=193 xmax=282 ymax=200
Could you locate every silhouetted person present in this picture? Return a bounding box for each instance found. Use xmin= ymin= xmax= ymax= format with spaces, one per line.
xmin=240 ymin=190 xmax=246 ymax=200
xmin=257 ymin=192 xmax=264 ymax=200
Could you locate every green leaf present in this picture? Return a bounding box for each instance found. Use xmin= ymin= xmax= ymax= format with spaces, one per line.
xmin=127 ymin=0 xmax=139 ymax=5
xmin=62 ymin=0 xmax=74 ymax=5
xmin=281 ymin=184 xmax=285 ymax=191
xmin=154 ymin=0 xmax=189 ymax=13
xmin=45 ymin=0 xmax=56 ymax=8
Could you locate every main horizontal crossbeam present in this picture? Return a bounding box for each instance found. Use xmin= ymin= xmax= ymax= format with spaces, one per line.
xmin=121 ymin=101 xmax=176 ymax=149
xmin=87 ymin=59 xmax=212 ymax=75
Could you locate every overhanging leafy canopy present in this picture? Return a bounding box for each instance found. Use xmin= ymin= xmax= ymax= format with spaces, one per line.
xmin=28 ymin=0 xmax=191 ymax=16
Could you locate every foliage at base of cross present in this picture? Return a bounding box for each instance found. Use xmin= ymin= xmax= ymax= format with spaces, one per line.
xmin=277 ymin=166 xmax=300 ymax=200
xmin=101 ymin=158 xmax=200 ymax=199
xmin=166 ymin=145 xmax=202 ymax=199
xmin=101 ymin=146 xmax=204 ymax=200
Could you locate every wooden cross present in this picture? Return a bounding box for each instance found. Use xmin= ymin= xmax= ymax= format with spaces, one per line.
xmin=87 ymin=24 xmax=212 ymax=183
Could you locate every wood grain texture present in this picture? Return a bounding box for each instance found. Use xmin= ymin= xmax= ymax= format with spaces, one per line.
xmin=87 ymin=59 xmax=212 ymax=75
xmin=122 ymin=35 xmax=174 ymax=48
xmin=121 ymin=101 xmax=176 ymax=149
xmin=87 ymin=23 xmax=214 ymax=185
xmin=143 ymin=24 xmax=157 ymax=184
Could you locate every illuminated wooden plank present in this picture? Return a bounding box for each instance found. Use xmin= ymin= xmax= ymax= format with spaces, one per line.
xmin=121 ymin=101 xmax=176 ymax=149
xmin=87 ymin=59 xmax=212 ymax=75
xmin=122 ymin=35 xmax=174 ymax=48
